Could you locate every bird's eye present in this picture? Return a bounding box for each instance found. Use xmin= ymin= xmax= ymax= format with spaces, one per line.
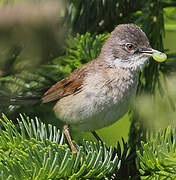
xmin=126 ymin=43 xmax=135 ymax=51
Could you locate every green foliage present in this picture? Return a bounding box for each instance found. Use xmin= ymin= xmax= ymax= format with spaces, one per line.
xmin=137 ymin=127 xmax=176 ymax=179
xmin=67 ymin=0 xmax=145 ymax=33
xmin=53 ymin=32 xmax=109 ymax=70
xmin=0 ymin=114 xmax=120 ymax=179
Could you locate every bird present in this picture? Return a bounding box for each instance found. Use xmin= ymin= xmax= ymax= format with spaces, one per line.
xmin=42 ymin=24 xmax=160 ymax=152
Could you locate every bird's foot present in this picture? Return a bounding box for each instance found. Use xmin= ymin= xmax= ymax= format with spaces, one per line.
xmin=63 ymin=124 xmax=78 ymax=153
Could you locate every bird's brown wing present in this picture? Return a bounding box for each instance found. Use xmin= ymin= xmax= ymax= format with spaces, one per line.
xmin=41 ymin=65 xmax=89 ymax=103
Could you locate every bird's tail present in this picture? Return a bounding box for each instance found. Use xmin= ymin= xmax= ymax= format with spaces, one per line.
xmin=11 ymin=95 xmax=42 ymax=106
xmin=0 ymin=94 xmax=41 ymax=107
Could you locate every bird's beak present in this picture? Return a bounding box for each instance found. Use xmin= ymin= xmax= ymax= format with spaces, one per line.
xmin=139 ymin=48 xmax=161 ymax=56
xmin=140 ymin=48 xmax=167 ymax=62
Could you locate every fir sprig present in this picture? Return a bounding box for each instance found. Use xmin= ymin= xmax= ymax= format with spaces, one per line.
xmin=0 ymin=114 xmax=120 ymax=179
xmin=137 ymin=127 xmax=176 ymax=179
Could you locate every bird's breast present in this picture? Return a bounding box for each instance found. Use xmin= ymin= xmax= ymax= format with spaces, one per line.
xmin=54 ymin=68 xmax=137 ymax=131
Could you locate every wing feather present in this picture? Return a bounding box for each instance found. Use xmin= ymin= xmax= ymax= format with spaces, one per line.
xmin=41 ymin=65 xmax=88 ymax=103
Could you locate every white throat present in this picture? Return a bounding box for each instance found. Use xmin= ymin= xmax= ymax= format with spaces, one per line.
xmin=106 ymin=55 xmax=149 ymax=71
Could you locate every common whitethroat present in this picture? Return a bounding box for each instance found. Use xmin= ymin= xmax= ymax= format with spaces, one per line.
xmin=42 ymin=24 xmax=165 ymax=152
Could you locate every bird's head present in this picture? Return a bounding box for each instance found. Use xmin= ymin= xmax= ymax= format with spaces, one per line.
xmin=101 ymin=24 xmax=160 ymax=70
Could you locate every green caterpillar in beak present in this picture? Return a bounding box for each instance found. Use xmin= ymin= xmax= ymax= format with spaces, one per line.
xmin=152 ymin=52 xmax=167 ymax=62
